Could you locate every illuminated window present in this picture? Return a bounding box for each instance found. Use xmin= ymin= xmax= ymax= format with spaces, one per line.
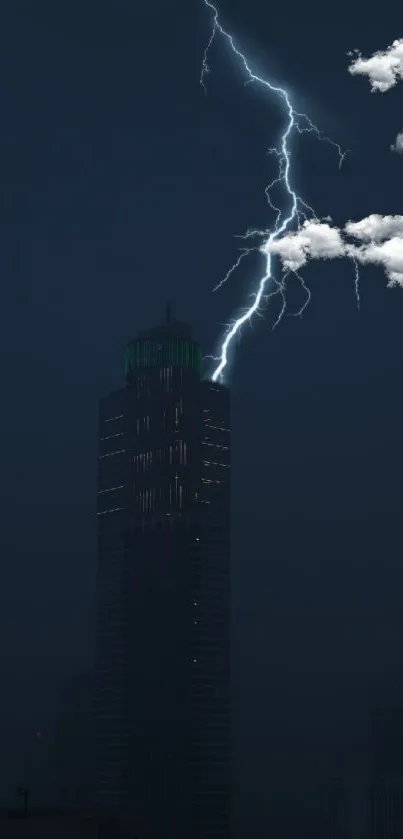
xmin=97 ymin=508 xmax=124 ymax=516
xmin=136 ymin=375 xmax=148 ymax=399
xmin=98 ymin=449 xmax=126 ymax=460
xmin=201 ymin=441 xmax=229 ymax=451
xmin=161 ymin=367 xmax=172 ymax=393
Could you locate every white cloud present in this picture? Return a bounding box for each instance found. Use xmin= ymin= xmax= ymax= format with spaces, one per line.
xmin=347 ymin=38 xmax=403 ymax=92
xmin=262 ymin=220 xmax=345 ymax=271
xmin=344 ymin=214 xmax=403 ymax=242
xmin=351 ymin=238 xmax=403 ymax=288
xmin=265 ymin=214 xmax=403 ymax=288
xmin=391 ymin=130 xmax=403 ymax=153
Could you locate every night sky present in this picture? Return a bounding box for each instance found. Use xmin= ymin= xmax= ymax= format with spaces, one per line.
xmin=1 ymin=0 xmax=403 ymax=834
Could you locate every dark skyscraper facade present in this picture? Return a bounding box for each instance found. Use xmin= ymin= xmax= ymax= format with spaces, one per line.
xmin=369 ymin=706 xmax=403 ymax=839
xmin=94 ymin=315 xmax=231 ymax=838
xmin=318 ymin=777 xmax=350 ymax=839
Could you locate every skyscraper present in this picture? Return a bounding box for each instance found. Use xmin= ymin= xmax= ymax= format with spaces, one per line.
xmin=94 ymin=313 xmax=231 ymax=838
xmin=369 ymin=706 xmax=403 ymax=839
xmin=318 ymin=777 xmax=350 ymax=839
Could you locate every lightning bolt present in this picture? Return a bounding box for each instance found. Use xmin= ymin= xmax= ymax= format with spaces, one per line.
xmin=201 ymin=0 xmax=348 ymax=382
xmin=352 ymin=258 xmax=360 ymax=309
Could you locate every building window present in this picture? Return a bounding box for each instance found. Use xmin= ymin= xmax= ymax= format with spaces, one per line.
xmin=98 ymin=449 xmax=126 ymax=460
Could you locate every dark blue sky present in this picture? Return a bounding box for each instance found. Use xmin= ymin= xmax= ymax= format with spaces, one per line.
xmin=1 ymin=0 xmax=403 ymax=833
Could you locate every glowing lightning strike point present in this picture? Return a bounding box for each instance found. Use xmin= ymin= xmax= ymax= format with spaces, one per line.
xmin=201 ymin=0 xmax=348 ymax=382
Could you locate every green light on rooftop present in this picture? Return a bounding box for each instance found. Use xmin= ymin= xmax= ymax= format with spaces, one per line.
xmin=125 ymin=338 xmax=202 ymax=377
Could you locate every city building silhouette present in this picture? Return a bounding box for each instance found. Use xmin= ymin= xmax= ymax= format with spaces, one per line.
xmin=370 ymin=706 xmax=403 ymax=839
xmin=94 ymin=312 xmax=231 ymax=837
